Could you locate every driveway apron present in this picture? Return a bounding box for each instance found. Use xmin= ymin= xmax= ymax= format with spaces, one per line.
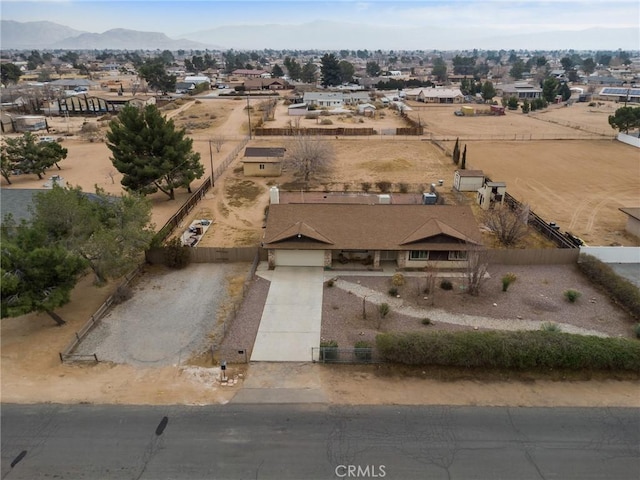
xmin=250 ymin=267 xmax=324 ymax=361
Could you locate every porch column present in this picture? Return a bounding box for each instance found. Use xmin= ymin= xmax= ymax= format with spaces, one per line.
xmin=373 ymin=250 xmax=381 ymax=269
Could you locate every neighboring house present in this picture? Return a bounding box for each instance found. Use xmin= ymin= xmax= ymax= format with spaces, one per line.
xmin=244 ymin=78 xmax=289 ymax=91
xmin=344 ymin=92 xmax=370 ymax=104
xmin=232 ymin=69 xmax=269 ymax=78
xmin=498 ymin=83 xmax=542 ymax=99
xmin=242 ymin=147 xmax=286 ymax=177
xmin=184 ymin=76 xmax=211 ymax=85
xmin=585 ymin=76 xmax=625 ymax=86
xmin=453 ymin=170 xmax=485 ymax=192
xmin=419 ymin=88 xmax=464 ymax=104
xmin=303 ymin=92 xmax=345 ymax=107
xmin=597 ymin=87 xmax=640 ymax=104
xmin=262 ymin=203 xmax=483 ymax=269
xmin=175 ymin=81 xmax=196 ymax=94
xmin=619 ymin=208 xmax=640 ymax=238
xmin=48 ymin=78 xmax=99 ymax=91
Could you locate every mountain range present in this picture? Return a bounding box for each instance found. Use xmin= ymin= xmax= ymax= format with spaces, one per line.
xmin=1 ymin=19 xmax=638 ymax=51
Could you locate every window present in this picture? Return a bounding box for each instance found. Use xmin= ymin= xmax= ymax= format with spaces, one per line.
xmin=409 ymin=250 xmax=429 ymax=260
xmin=448 ymin=250 xmax=468 ymax=260
xmin=259 ymin=164 xmax=265 ymax=170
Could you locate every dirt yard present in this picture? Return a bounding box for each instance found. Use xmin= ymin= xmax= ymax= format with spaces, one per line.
xmin=2 ymin=93 xmax=639 ymax=407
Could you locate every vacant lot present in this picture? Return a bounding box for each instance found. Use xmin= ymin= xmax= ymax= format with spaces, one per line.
xmin=457 ymin=139 xmax=639 ymax=246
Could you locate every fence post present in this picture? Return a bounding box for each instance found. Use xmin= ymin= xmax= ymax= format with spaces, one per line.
xmin=59 ymin=352 xmax=64 ymax=363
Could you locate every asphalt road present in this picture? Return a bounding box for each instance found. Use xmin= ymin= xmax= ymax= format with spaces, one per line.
xmin=1 ymin=404 xmax=638 ymax=480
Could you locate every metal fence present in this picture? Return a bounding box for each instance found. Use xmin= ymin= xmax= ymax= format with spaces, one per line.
xmin=311 ymin=347 xmax=382 ymax=364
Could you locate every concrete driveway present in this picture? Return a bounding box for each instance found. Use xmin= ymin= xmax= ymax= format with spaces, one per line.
xmin=251 ymin=267 xmax=324 ymax=362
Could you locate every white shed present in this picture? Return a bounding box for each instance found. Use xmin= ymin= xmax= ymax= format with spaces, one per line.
xmin=619 ymin=208 xmax=640 ymax=238
xmin=453 ymin=170 xmax=484 ymax=192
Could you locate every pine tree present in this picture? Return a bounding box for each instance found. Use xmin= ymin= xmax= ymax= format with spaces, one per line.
xmin=461 ymin=145 xmax=467 ymax=170
xmin=320 ymin=53 xmax=341 ymax=87
xmin=453 ymin=137 xmax=460 ymax=165
xmin=107 ymin=105 xmax=204 ymax=200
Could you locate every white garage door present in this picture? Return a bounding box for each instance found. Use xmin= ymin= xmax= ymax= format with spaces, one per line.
xmin=275 ymin=250 xmax=324 ymax=267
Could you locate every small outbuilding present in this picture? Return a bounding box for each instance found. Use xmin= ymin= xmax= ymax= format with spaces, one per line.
xmin=453 ymin=170 xmax=485 ymax=192
xmin=242 ymin=147 xmax=286 ymax=177
xmin=619 ymin=207 xmax=640 ymax=238
xmin=357 ymin=103 xmax=376 ymax=116
xmin=477 ymin=181 xmax=507 ymax=210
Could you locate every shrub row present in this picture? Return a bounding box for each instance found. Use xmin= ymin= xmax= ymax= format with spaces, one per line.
xmin=577 ymin=254 xmax=640 ymax=320
xmin=376 ymin=330 xmax=640 ymax=371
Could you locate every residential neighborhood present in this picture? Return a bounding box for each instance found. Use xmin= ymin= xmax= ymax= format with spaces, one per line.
xmin=1 ymin=6 xmax=640 ymax=479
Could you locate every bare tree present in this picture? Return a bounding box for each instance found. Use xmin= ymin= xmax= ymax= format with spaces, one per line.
xmin=482 ymin=204 xmax=529 ymax=247
xmin=211 ymin=135 xmax=225 ymax=153
xmin=465 ymin=245 xmax=489 ymax=296
xmin=286 ymin=135 xmax=335 ymax=185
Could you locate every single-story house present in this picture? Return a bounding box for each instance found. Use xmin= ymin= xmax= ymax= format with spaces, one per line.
xmin=175 ymin=81 xmax=196 ymax=94
xmin=288 ymin=103 xmax=317 ymax=117
xmin=242 ymin=147 xmax=286 ymax=177
xmin=619 ymin=207 xmax=640 ymax=238
xmin=498 ymin=83 xmax=542 ymax=99
xmin=244 ymin=78 xmax=290 ymax=91
xmin=598 ymin=87 xmax=640 ymax=104
xmin=344 ymin=92 xmax=370 ymax=104
xmin=262 ymin=204 xmax=483 ymax=269
xmin=303 ymin=92 xmax=345 ymax=107
xmin=453 ymin=170 xmax=485 ymax=192
xmin=420 ymin=88 xmax=464 ymax=104
xmin=232 ymin=69 xmax=269 ymax=78
xmin=184 ymin=76 xmax=211 ymax=85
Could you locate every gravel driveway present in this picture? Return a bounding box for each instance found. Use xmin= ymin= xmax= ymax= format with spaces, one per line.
xmin=76 ymin=263 xmax=250 ymax=366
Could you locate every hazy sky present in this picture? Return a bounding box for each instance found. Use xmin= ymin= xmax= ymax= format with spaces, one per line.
xmin=3 ymin=0 xmax=639 ymax=37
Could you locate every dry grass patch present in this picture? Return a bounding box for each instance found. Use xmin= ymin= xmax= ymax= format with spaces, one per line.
xmin=225 ymin=179 xmax=264 ymax=207
xmin=359 ymin=158 xmax=413 ymax=172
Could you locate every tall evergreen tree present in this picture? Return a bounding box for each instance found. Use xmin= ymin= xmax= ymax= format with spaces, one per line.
xmin=320 ymin=53 xmax=341 ymax=87
xmin=271 ymin=63 xmax=284 ymax=78
xmin=461 ymin=145 xmax=467 ymax=170
xmin=301 ymin=61 xmax=318 ymax=84
xmin=137 ymin=58 xmax=176 ymax=94
xmin=106 ymin=105 xmax=204 ymax=200
xmin=1 ymin=217 xmax=86 ymax=325
xmin=1 ymin=133 xmax=67 ymax=180
xmin=338 ymin=60 xmax=355 ymax=84
xmin=453 ymin=138 xmax=460 ymax=165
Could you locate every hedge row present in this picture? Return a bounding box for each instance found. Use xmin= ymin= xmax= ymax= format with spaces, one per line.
xmin=577 ymin=254 xmax=640 ymax=320
xmin=376 ymin=331 xmax=640 ymax=371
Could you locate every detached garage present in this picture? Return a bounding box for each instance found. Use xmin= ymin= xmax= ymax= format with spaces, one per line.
xmin=453 ymin=169 xmax=485 ymax=192
xmin=274 ymin=250 xmax=325 ymax=267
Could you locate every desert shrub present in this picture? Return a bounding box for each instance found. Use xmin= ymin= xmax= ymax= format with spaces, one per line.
xmin=326 ymin=279 xmax=335 ymax=287
xmin=502 ymin=272 xmax=517 ymax=292
xmin=320 ymin=340 xmax=338 ymax=361
xmin=398 ymin=182 xmax=409 ymax=193
xmin=635 ymin=324 xmax=640 ymax=339
xmin=421 ymin=318 xmax=433 ymax=326
xmin=304 ymin=113 xmax=317 ymax=119
xmin=358 ymin=118 xmax=364 ymax=123
xmin=564 ymin=289 xmax=582 ymax=303
xmin=80 ymin=122 xmax=99 ymax=133
xmin=361 ymin=182 xmax=372 ymax=193
xmin=164 ymin=237 xmax=191 ymax=269
xmin=320 ymin=118 xmax=333 ymax=125
xmin=354 ymin=340 xmax=372 ymax=361
xmin=376 ymin=331 xmax=640 ymax=371
xmin=320 ymin=110 xmax=330 ymax=116
xmin=378 ymin=303 xmax=390 ymax=318
xmin=388 ymin=286 xmax=398 ymax=296
xmin=577 ymin=254 xmax=640 ymax=320
xmin=375 ymin=180 xmax=392 ymax=193
xmin=541 ymin=322 xmax=561 ymax=332
xmin=440 ymin=280 xmax=453 ymax=291
xmin=112 ymin=285 xmax=133 ymax=305
xmin=391 ymin=273 xmax=406 ymax=286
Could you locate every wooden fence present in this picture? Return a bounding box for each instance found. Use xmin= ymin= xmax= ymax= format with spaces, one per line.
xmin=146 ymin=246 xmax=266 ymax=264
xmin=254 ymin=127 xmax=424 ymax=136
xmin=59 ymin=265 xmax=144 ymax=363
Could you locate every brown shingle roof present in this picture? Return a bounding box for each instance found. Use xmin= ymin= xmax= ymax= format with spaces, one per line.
xmin=263 ymin=204 xmax=482 ymax=251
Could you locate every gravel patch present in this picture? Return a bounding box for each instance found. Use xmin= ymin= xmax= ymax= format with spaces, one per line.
xmin=321 ymin=264 xmax=635 ymax=349
xmin=75 ymin=263 xmax=250 ymax=366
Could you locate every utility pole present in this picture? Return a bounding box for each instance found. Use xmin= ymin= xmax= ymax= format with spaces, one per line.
xmin=246 ymin=95 xmax=252 ymax=139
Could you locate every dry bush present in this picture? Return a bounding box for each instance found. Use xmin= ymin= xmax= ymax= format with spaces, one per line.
xmin=483 ymin=204 xmax=529 ymax=247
